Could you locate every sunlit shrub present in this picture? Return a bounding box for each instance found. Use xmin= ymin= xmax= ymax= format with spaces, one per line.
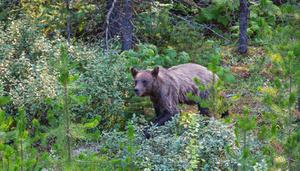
xmin=0 ymin=20 xmax=59 ymax=116
xmin=0 ymin=19 xmax=135 ymax=129
xmin=76 ymin=52 xmax=132 ymax=129
xmin=122 ymin=43 xmax=190 ymax=68
xmin=88 ymin=114 xmax=237 ymax=170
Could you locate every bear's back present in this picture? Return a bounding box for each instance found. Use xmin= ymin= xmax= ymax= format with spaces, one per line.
xmin=157 ymin=63 xmax=217 ymax=104
xmin=167 ymin=63 xmax=217 ymax=86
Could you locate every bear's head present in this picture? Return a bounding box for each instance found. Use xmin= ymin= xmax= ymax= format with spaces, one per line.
xmin=131 ymin=67 xmax=159 ymax=96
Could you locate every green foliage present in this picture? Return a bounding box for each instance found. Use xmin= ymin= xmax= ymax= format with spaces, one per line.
xmin=226 ymin=4 xmax=300 ymax=169
xmin=123 ymin=43 xmax=191 ymax=68
xmin=81 ymin=114 xmax=236 ymax=170
xmin=21 ymin=0 xmax=103 ymax=37
xmin=0 ymin=19 xmax=59 ymax=113
xmin=188 ymin=50 xmax=235 ymax=117
xmin=77 ymin=51 xmax=131 ymax=130
xmin=258 ymin=48 xmax=299 ymax=170
xmin=0 ymin=96 xmax=10 ymax=106
xmin=0 ymin=17 xmax=134 ymax=132
xmin=0 ymin=0 xmax=20 ymax=22
xmin=0 ymin=101 xmax=52 ymax=170
xmin=228 ymin=0 xmax=282 ymax=42
xmin=66 ymin=122 xmax=140 ymax=171
xmin=58 ymin=45 xmax=73 ymax=164
xmin=0 ymin=1 xmax=299 ymax=170
xmin=138 ymin=115 xmax=235 ymax=170
xmin=233 ymin=108 xmax=259 ymax=170
xmin=135 ymin=2 xmax=206 ymax=58
xmin=197 ymin=0 xmax=238 ymax=27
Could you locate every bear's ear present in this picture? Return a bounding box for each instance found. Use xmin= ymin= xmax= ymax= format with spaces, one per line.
xmin=151 ymin=67 xmax=159 ymax=78
xmin=131 ymin=67 xmax=139 ymax=77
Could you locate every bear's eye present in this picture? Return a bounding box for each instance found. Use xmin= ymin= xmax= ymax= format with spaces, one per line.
xmin=142 ymin=80 xmax=147 ymax=85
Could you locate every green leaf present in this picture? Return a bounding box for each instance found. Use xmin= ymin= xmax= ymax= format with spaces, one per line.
xmin=258 ymin=125 xmax=268 ymax=140
xmin=70 ymin=95 xmax=87 ymax=105
xmin=164 ymin=47 xmax=177 ymax=58
xmin=288 ymin=92 xmax=296 ymax=104
xmin=17 ymin=107 xmax=28 ymax=139
xmin=127 ymin=124 xmax=134 ymax=142
xmin=178 ymin=52 xmax=190 ymax=63
xmin=58 ymin=45 xmax=70 ymax=85
xmin=271 ymin=124 xmax=277 ymax=136
xmin=274 ymin=78 xmax=281 ymax=89
xmin=32 ymin=119 xmax=39 ymax=128
xmin=224 ymin=72 xmax=235 ymax=83
xmin=83 ymin=118 xmax=99 ymax=129
xmin=230 ymin=94 xmax=241 ymax=101
xmin=217 ymin=16 xmax=229 ymax=26
xmin=0 ymin=96 xmax=10 ymax=106
xmin=242 ymin=147 xmax=250 ymax=159
xmin=237 ymin=109 xmax=257 ymax=132
xmin=200 ymin=101 xmax=209 ymax=108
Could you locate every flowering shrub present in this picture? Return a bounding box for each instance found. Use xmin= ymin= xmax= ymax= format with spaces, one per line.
xmin=0 ymin=18 xmax=137 ymax=130
xmin=136 ymin=114 xmax=237 ymax=170
xmin=0 ymin=20 xmax=59 ymax=117
xmin=75 ymin=52 xmax=132 ymax=129
xmin=80 ymin=114 xmax=237 ymax=170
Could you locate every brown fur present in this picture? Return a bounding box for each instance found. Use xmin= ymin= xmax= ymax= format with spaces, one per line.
xmin=131 ymin=63 xmax=218 ymax=128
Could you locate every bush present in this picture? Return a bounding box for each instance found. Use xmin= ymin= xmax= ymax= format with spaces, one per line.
xmin=75 ymin=52 xmax=132 ymax=130
xmin=135 ymin=2 xmax=206 ymax=58
xmin=0 ymin=19 xmax=59 ymax=117
xmin=82 ymin=114 xmax=237 ymax=170
xmin=137 ymin=115 xmax=236 ymax=170
xmin=122 ymin=43 xmax=191 ymax=68
xmin=0 ymin=19 xmax=145 ymax=130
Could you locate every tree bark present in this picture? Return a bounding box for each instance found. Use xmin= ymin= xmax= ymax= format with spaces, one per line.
xmin=121 ymin=0 xmax=133 ymax=50
xmin=106 ymin=0 xmax=121 ymax=39
xmin=238 ymin=0 xmax=248 ymax=54
xmin=105 ymin=0 xmax=133 ymax=51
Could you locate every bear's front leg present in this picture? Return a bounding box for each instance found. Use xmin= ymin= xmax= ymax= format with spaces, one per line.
xmin=142 ymin=104 xmax=163 ymax=139
xmin=197 ymin=103 xmax=210 ymax=116
xmin=150 ymin=103 xmax=165 ymax=124
xmin=154 ymin=111 xmax=175 ymax=126
xmin=153 ymin=104 xmax=162 ymax=116
xmin=143 ymin=111 xmax=169 ymax=139
xmin=153 ymin=106 xmax=178 ymax=126
xmin=143 ymin=107 xmax=178 ymax=139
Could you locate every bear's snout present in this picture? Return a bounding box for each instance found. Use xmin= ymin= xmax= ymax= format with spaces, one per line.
xmin=134 ymin=88 xmax=141 ymax=96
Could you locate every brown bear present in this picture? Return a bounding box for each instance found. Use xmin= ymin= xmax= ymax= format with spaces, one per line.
xmin=131 ymin=63 xmax=224 ymax=132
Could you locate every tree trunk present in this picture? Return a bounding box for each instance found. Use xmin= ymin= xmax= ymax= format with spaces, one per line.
xmin=238 ymin=0 xmax=248 ymax=54
xmin=121 ymin=0 xmax=133 ymax=50
xmin=105 ymin=0 xmax=133 ymax=51
xmin=106 ymin=0 xmax=121 ymax=39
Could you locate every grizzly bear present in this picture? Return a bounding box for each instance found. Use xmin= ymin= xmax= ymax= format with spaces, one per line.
xmin=131 ymin=63 xmax=224 ymax=137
